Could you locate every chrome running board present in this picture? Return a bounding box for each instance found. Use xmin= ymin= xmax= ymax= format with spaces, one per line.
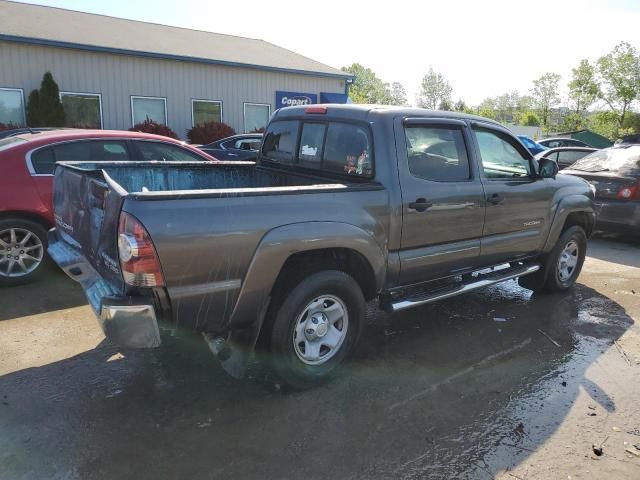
xmin=388 ymin=263 xmax=540 ymax=313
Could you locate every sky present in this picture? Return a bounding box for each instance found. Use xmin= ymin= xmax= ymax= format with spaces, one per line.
xmin=15 ymin=0 xmax=640 ymax=106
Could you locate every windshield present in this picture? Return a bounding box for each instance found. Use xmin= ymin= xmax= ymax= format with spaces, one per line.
xmin=569 ymin=146 xmax=640 ymax=174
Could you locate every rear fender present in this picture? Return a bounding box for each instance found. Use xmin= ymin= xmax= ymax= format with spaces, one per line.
xmin=224 ymin=221 xmax=386 ymax=346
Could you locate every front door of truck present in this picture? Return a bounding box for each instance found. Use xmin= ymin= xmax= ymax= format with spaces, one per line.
xmin=396 ymin=118 xmax=486 ymax=284
xmin=470 ymin=123 xmax=555 ymax=265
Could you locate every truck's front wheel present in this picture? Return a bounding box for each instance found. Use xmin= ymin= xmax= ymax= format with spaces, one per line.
xmin=268 ymin=270 xmax=365 ymax=388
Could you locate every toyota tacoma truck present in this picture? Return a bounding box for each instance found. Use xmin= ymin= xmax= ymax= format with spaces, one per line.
xmin=48 ymin=105 xmax=596 ymax=388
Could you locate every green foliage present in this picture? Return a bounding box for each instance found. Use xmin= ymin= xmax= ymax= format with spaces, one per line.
xmin=341 ymin=64 xmax=406 ymax=105
xmin=438 ymin=99 xmax=452 ymax=111
xmin=530 ymin=72 xmax=561 ymax=128
xmin=596 ymin=41 xmax=640 ymax=128
xmin=416 ymin=67 xmax=453 ymax=110
xmin=589 ymin=111 xmax=622 ymax=140
xmin=515 ymin=111 xmax=541 ymax=126
xmin=477 ymin=106 xmax=497 ymax=120
xmin=453 ymin=99 xmax=467 ymax=112
xmin=36 ymin=72 xmax=65 ymax=126
xmin=568 ymin=59 xmax=599 ymax=114
xmin=26 ymin=89 xmax=40 ymax=127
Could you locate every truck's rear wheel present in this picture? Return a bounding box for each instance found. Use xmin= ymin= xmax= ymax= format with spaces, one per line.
xmin=0 ymin=218 xmax=49 ymax=286
xmin=267 ymin=270 xmax=365 ymax=389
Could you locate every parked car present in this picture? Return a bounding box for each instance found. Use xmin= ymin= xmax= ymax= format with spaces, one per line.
xmin=539 ymin=137 xmax=591 ymax=148
xmin=562 ymin=145 xmax=640 ymax=235
xmin=199 ymin=133 xmax=263 ymax=161
xmin=0 ymin=129 xmax=218 ymax=285
xmin=534 ymin=147 xmax=597 ymax=170
xmin=517 ymin=135 xmax=547 ymax=155
xmin=48 ymin=104 xmax=595 ymax=388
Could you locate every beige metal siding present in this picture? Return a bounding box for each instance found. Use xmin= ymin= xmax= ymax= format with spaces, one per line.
xmin=0 ymin=41 xmax=346 ymax=137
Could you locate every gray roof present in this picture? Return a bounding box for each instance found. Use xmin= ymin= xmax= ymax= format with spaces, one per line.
xmin=0 ymin=0 xmax=351 ymax=79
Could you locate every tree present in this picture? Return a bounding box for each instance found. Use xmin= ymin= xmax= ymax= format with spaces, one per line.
xmin=341 ymin=63 xmax=393 ymax=104
xmin=389 ymin=82 xmax=408 ymax=106
xmin=596 ymin=42 xmax=640 ymax=129
xmin=416 ymin=67 xmax=453 ymax=110
xmin=568 ymin=59 xmax=599 ymax=115
xmin=26 ymin=72 xmax=66 ymax=127
xmin=517 ymin=111 xmax=541 ymax=126
xmin=26 ymin=89 xmax=40 ymax=127
xmin=530 ymin=72 xmax=561 ymax=129
xmin=438 ymin=99 xmax=452 ymax=111
xmin=453 ymin=99 xmax=467 ymax=112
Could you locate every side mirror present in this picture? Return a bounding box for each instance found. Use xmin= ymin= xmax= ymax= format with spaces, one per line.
xmin=538 ymin=157 xmax=559 ymax=179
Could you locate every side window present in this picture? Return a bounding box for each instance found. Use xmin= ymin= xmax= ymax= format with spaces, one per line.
xmin=90 ymin=141 xmax=130 ymax=161
xmin=298 ymin=123 xmax=326 ymax=168
xmin=261 ymin=120 xmax=299 ymax=164
xmin=323 ymin=123 xmax=372 ymax=176
xmin=52 ymin=141 xmax=92 ymax=162
xmin=557 ymin=150 xmax=588 ymax=164
xmin=404 ymin=126 xmax=470 ymax=182
xmin=30 ymin=147 xmax=56 ymax=174
xmin=547 ymin=140 xmax=560 ymax=148
xmin=474 ymin=129 xmax=532 ymax=179
xmin=136 ymin=142 xmax=205 ymax=162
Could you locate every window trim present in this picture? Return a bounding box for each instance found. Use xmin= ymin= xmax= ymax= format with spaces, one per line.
xmin=403 ymin=121 xmax=474 ymax=183
xmin=59 ymin=91 xmax=104 ymax=129
xmin=130 ymin=95 xmax=167 ymax=127
xmin=25 ymin=138 xmax=135 ymax=176
xmin=0 ymin=87 xmax=26 ymax=126
xmin=471 ymin=123 xmax=536 ymax=182
xmin=243 ymin=102 xmax=271 ymax=133
xmin=191 ymin=99 xmax=223 ymax=127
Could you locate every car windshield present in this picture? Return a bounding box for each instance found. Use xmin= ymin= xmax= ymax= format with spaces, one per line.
xmin=569 ymin=146 xmax=640 ymax=174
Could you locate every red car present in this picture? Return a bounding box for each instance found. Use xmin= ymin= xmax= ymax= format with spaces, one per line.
xmin=0 ymin=129 xmax=217 ymax=285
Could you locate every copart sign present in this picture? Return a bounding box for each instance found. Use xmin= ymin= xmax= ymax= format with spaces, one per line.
xmin=276 ymin=91 xmax=318 ymax=107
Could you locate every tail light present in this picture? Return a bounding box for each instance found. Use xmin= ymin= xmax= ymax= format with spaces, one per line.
xmin=305 ymin=106 xmax=327 ymax=114
xmin=616 ymin=182 xmax=640 ymax=201
xmin=118 ymin=212 xmax=165 ymax=287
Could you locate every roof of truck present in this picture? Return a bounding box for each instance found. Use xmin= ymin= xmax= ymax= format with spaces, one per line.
xmin=274 ymin=104 xmax=503 ymax=126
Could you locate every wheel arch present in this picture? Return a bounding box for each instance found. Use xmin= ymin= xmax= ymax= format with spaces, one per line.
xmin=543 ymin=194 xmax=595 ymax=253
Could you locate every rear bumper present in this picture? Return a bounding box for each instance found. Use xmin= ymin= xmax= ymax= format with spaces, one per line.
xmin=48 ymin=229 xmax=161 ymax=348
xmin=595 ymin=200 xmax=640 ymax=232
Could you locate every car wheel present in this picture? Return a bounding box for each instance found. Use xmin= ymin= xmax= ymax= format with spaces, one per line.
xmin=0 ymin=218 xmax=49 ymax=286
xmin=542 ymin=226 xmax=587 ymax=292
xmin=267 ymin=270 xmax=365 ymax=389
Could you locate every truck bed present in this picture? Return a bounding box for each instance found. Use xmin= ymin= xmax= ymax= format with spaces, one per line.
xmin=61 ymin=161 xmax=355 ymax=198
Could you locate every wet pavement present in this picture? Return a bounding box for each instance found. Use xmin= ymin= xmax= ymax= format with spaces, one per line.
xmin=1 ymin=237 xmax=639 ymax=479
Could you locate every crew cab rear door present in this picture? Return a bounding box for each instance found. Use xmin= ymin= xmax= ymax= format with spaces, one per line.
xmin=395 ymin=118 xmax=486 ymax=284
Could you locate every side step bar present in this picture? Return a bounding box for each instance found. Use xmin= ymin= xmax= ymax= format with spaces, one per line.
xmin=387 ymin=263 xmax=540 ymax=313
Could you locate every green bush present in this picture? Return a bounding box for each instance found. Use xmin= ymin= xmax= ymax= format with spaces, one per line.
xmin=26 ymin=72 xmax=65 ymax=127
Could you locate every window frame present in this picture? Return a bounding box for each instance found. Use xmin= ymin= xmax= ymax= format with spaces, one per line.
xmin=0 ymin=87 xmax=26 ymax=126
xmin=191 ymin=99 xmax=223 ymax=127
xmin=59 ymin=91 xmax=104 ymax=129
xmin=243 ymin=102 xmax=271 ymax=133
xmin=130 ymin=95 xmax=167 ymax=127
xmin=471 ymin=123 xmax=536 ymax=182
xmin=259 ymin=118 xmax=375 ymax=180
xmin=25 ymin=138 xmax=135 ymax=176
xmin=402 ymin=120 xmax=474 ymax=183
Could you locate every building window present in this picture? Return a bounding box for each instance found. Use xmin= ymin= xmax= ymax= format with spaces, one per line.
xmin=131 ymin=96 xmax=167 ymax=126
xmin=192 ymin=100 xmax=222 ymax=126
xmin=60 ymin=92 xmax=103 ymax=129
xmin=0 ymin=88 xmax=25 ymax=127
xmin=244 ymin=103 xmax=271 ymax=133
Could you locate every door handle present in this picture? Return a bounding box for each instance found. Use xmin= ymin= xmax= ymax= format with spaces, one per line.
xmin=487 ymin=193 xmax=504 ymax=205
xmin=408 ymin=198 xmax=433 ymax=212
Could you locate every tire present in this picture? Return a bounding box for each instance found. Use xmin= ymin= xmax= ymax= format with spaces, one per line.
xmin=267 ymin=270 xmax=365 ymax=389
xmin=541 ymin=225 xmax=587 ymax=293
xmin=0 ymin=218 xmax=49 ymax=286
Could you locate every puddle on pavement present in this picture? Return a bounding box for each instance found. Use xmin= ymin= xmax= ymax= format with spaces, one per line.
xmin=0 ymin=280 xmax=634 ymax=480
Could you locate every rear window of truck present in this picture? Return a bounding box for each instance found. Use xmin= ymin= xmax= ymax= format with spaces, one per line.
xmin=261 ymin=120 xmax=373 ymax=178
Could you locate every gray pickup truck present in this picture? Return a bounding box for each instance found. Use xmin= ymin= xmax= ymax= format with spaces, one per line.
xmin=48 ymin=104 xmax=596 ymax=387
